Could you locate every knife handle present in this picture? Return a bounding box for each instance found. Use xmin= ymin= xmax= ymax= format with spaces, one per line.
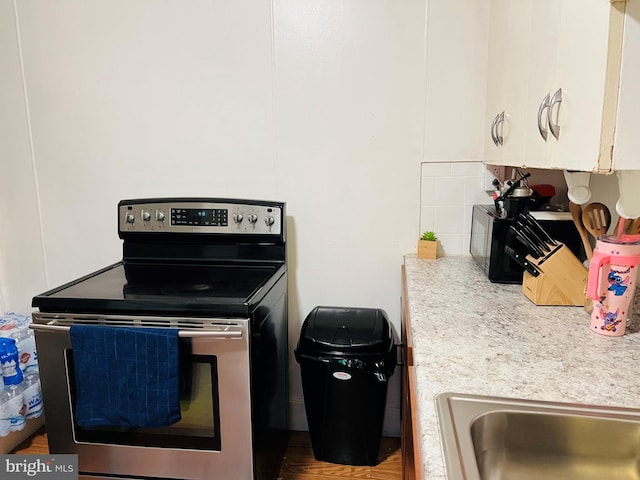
xmin=517 ymin=221 xmax=550 ymax=253
xmin=509 ymin=225 xmax=544 ymax=258
xmin=522 ymin=213 xmax=558 ymax=246
xmin=505 ymin=245 xmax=540 ymax=277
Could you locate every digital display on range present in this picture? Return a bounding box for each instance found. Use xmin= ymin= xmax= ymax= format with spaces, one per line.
xmin=171 ymin=208 xmax=228 ymax=226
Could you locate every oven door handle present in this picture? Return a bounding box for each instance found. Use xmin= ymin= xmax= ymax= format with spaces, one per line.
xmin=29 ymin=323 xmax=244 ymax=339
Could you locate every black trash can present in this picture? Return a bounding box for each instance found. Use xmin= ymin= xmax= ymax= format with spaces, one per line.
xmin=294 ymin=306 xmax=396 ymax=466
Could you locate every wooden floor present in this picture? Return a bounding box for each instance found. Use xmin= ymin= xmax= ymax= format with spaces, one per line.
xmin=13 ymin=429 xmax=402 ymax=480
xmin=12 ymin=427 xmax=49 ymax=454
xmin=278 ymin=431 xmax=401 ymax=480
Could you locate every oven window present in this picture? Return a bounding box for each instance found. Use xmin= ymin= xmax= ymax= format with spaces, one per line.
xmin=65 ymin=350 xmax=221 ymax=451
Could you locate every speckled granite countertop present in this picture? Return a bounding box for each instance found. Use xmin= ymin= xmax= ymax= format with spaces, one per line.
xmin=404 ymin=255 xmax=640 ymax=480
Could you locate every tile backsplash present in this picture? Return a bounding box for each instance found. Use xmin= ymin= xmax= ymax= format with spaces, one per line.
xmin=419 ymin=161 xmax=602 ymax=256
xmin=420 ymin=161 xmax=491 ymax=256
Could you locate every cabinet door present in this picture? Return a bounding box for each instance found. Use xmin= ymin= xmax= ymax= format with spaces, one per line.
xmin=500 ymin=0 xmax=532 ymax=166
xmin=485 ymin=0 xmax=627 ymax=172
xmin=401 ymin=265 xmax=422 ymax=480
xmin=548 ymin=0 xmax=625 ymax=172
xmin=524 ymin=0 xmax=560 ymax=166
xmin=484 ymin=0 xmax=532 ymax=167
xmin=484 ymin=0 xmax=509 ymax=165
xmin=614 ymin=0 xmax=640 ymax=170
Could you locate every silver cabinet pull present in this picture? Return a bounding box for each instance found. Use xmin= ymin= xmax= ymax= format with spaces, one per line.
xmin=495 ymin=111 xmax=505 ymax=146
xmin=548 ymin=88 xmax=563 ymax=140
xmin=537 ymin=93 xmax=550 ymax=141
xmin=491 ymin=112 xmax=500 ymax=146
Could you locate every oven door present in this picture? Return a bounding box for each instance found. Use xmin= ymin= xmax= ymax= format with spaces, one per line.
xmin=31 ymin=314 xmax=254 ymax=480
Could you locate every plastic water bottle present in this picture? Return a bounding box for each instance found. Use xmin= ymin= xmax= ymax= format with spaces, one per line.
xmin=0 ymin=383 xmax=26 ymax=432
xmin=10 ymin=328 xmax=38 ymax=373
xmin=22 ymin=372 xmax=43 ymax=419
xmin=0 ymin=386 xmax=11 ymax=437
xmin=0 ymin=338 xmax=23 ymax=385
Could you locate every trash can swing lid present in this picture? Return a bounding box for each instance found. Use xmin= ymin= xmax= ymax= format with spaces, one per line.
xmin=297 ymin=306 xmax=393 ymax=357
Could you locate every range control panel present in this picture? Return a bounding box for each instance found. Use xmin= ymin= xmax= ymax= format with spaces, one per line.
xmin=118 ymin=199 xmax=283 ymax=235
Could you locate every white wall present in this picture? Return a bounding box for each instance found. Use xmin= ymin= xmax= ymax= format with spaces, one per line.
xmin=420 ymin=162 xmax=491 ymax=255
xmin=423 ymin=0 xmax=490 ymax=161
xmin=418 ymin=0 xmax=493 ymax=257
xmin=0 ymin=0 xmax=491 ymax=436
xmin=0 ymin=1 xmax=48 ymax=312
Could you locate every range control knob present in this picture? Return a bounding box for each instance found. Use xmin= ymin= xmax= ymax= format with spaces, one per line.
xmin=265 ymin=216 xmax=275 ymax=227
xmin=248 ymin=214 xmax=258 ymax=224
xmin=125 ymin=213 xmax=135 ymax=224
xmin=233 ymin=213 xmax=244 ymax=224
xmin=156 ymin=210 xmax=165 ymax=222
xmin=141 ymin=211 xmax=151 ymax=222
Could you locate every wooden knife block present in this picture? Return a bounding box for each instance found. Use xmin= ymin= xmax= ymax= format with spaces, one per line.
xmin=522 ymin=243 xmax=587 ymax=306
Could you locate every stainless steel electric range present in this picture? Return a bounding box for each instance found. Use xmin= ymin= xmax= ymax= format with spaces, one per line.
xmin=31 ymin=198 xmax=288 ymax=480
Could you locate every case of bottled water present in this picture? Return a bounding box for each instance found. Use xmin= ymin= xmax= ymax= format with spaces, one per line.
xmin=0 ymin=313 xmax=44 ymax=453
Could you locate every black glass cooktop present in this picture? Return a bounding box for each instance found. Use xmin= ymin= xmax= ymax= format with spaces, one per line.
xmin=32 ymin=262 xmax=285 ymax=316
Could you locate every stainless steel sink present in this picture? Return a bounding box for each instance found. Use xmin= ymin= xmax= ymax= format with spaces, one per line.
xmin=437 ymin=393 xmax=640 ymax=480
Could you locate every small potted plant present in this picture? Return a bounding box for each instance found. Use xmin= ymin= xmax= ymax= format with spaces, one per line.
xmin=417 ymin=231 xmax=439 ymax=259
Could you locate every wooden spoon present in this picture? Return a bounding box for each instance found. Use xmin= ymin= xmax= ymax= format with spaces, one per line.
xmin=581 ymin=202 xmax=611 ymax=242
xmin=569 ymin=201 xmax=593 ymax=261
xmin=626 ymin=218 xmax=640 ymax=235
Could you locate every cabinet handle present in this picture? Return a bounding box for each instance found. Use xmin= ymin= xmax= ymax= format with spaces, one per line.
xmin=491 ymin=113 xmax=500 ymax=146
xmin=537 ymin=93 xmax=550 ymax=141
xmin=548 ymin=88 xmax=563 ymax=140
xmin=495 ymin=111 xmax=505 ymax=146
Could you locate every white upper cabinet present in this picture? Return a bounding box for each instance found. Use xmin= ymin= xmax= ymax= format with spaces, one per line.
xmin=523 ymin=0 xmax=561 ymax=167
xmin=614 ymin=0 xmax=640 ymax=170
xmin=485 ymin=0 xmax=638 ymax=172
xmin=484 ymin=0 xmax=532 ymax=166
xmin=484 ymin=0 xmax=512 ymax=166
